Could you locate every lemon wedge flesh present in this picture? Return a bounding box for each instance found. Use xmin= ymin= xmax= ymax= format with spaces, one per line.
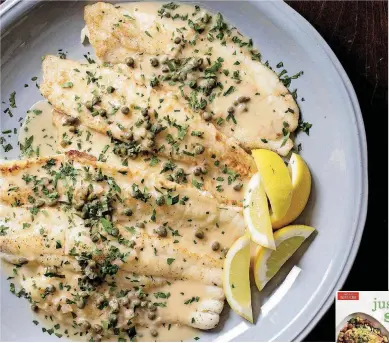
xmin=272 ymin=153 xmax=312 ymax=229
xmin=254 ymin=225 xmax=315 ymax=291
xmin=252 ymin=149 xmax=293 ymax=221
xmin=244 ymin=173 xmax=275 ymax=249
xmin=223 ymin=234 xmax=253 ymax=322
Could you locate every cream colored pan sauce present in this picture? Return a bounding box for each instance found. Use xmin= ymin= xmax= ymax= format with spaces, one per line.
xmin=8 ymin=1 xmax=298 ymax=341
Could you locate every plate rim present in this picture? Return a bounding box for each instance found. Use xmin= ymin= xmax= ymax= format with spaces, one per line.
xmin=0 ymin=1 xmax=368 ymax=342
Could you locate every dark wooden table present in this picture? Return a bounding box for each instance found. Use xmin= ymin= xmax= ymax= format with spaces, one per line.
xmin=284 ymin=1 xmax=388 ymax=341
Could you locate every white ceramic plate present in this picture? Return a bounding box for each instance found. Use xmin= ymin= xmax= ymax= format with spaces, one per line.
xmin=0 ymin=1 xmax=368 ymax=341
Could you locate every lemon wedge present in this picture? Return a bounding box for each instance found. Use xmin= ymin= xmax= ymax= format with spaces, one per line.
xmin=254 ymin=225 xmax=315 ymax=291
xmin=252 ymin=149 xmax=292 ymax=221
xmin=272 ymin=153 xmax=312 ymax=229
xmin=223 ymin=234 xmax=253 ymax=322
xmin=243 ymin=173 xmax=275 ymax=249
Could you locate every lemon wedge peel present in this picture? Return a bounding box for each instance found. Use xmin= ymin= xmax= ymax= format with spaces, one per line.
xmin=252 ymin=149 xmax=293 ymax=221
xmin=223 ymin=234 xmax=253 ymax=323
xmin=243 ymin=173 xmax=275 ymax=249
xmin=272 ymin=153 xmax=312 ymax=229
xmin=254 ymin=225 xmax=315 ymax=291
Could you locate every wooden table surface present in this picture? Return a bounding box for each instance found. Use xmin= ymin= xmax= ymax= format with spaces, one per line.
xmin=285 ymin=1 xmax=388 ymax=341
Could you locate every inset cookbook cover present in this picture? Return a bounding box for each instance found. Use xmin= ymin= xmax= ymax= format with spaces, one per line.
xmin=336 ymin=291 xmax=389 ymax=342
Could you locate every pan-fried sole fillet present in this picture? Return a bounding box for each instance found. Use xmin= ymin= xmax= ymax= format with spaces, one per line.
xmin=84 ymin=2 xmax=299 ymax=155
xmin=40 ymin=56 xmax=256 ymax=205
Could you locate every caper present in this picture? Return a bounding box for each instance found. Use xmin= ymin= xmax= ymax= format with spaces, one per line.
xmin=164 ymin=11 xmax=171 ymax=18
xmin=148 ymin=312 xmax=156 ymax=320
xmin=85 ymin=101 xmax=93 ymax=111
xmin=136 ymin=222 xmax=145 ymax=228
xmin=107 ymin=86 xmax=115 ymax=94
xmin=108 ymin=313 xmax=118 ymax=326
xmin=155 ymin=225 xmax=167 ymax=237
xmin=47 ymin=198 xmax=58 ymax=207
xmin=195 ymin=229 xmax=204 ymax=239
xmin=194 ymin=144 xmax=205 ymax=155
xmin=99 ymin=109 xmax=107 ymax=117
xmin=36 ymin=199 xmax=45 ymax=208
xmin=150 ymin=57 xmax=159 ymax=67
xmin=124 ymin=208 xmax=133 ymax=217
xmin=46 ymin=285 xmax=56 ymax=293
xmin=92 ymin=324 xmax=103 ymax=334
xmin=111 ymin=228 xmax=119 ymax=237
xmin=69 ymin=125 xmax=77 ymax=133
xmin=148 ymin=303 xmax=157 ymax=311
xmin=233 ymin=183 xmax=243 ymax=191
xmin=120 ymin=147 xmax=127 ymax=156
xmin=156 ymin=196 xmax=165 ymax=206
xmin=211 ymin=241 xmax=220 ymax=251
xmin=237 ymin=96 xmax=251 ymax=103
xmin=207 ymin=78 xmax=216 ymax=89
xmin=125 ymin=57 xmax=135 ymax=67
xmin=63 ymin=116 xmax=78 ymax=126
xmin=193 ymin=166 xmax=202 ymax=176
xmin=92 ymin=96 xmax=101 ymax=105
xmin=31 ymin=303 xmax=38 ymax=311
xmin=120 ymin=297 xmax=129 ymax=306
xmin=140 ymin=301 xmax=149 ymax=308
xmin=227 ymin=106 xmax=235 ymax=115
xmin=109 ymin=298 xmax=120 ymax=313
xmin=202 ymin=112 xmax=213 ymax=121
xmin=141 ymin=108 xmax=149 ymax=117
xmin=174 ymin=36 xmax=181 ymax=44
xmin=60 ymin=140 xmax=69 ymax=148
xmin=121 ymin=106 xmax=130 ymax=115
xmin=132 ymin=299 xmax=141 ymax=308
xmin=74 ymin=200 xmax=85 ymax=211
xmin=150 ymin=329 xmax=158 ymax=337
xmin=80 ymin=320 xmax=91 ymax=331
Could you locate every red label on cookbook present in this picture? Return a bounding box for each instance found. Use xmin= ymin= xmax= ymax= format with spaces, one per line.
xmin=337 ymin=292 xmax=359 ymax=300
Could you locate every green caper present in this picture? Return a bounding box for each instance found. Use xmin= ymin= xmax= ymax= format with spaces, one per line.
xmin=80 ymin=320 xmax=91 ymax=331
xmin=74 ymin=200 xmax=85 ymax=211
xmin=150 ymin=57 xmax=159 ymax=67
xmin=63 ymin=116 xmax=78 ymax=126
xmin=80 ymin=206 xmax=89 ymax=219
xmin=110 ymin=228 xmax=119 ymax=237
xmin=211 ymin=241 xmax=220 ymax=251
xmin=36 ymin=199 xmax=45 ymax=208
xmin=237 ymin=96 xmax=251 ymax=103
xmin=109 ymin=298 xmax=120 ymax=313
xmin=155 ymin=225 xmax=167 ymax=237
xmin=47 ymin=198 xmax=58 ymax=207
xmin=148 ymin=312 xmax=156 ymax=320
xmin=136 ymin=222 xmax=145 ymax=228
xmin=188 ymin=80 xmax=197 ymax=89
xmin=233 ymin=183 xmax=243 ymax=191
xmin=99 ymin=109 xmax=107 ymax=117
xmin=174 ymin=36 xmax=181 ymax=44
xmin=92 ymin=324 xmax=103 ymax=334
xmin=150 ymin=329 xmax=158 ymax=337
xmin=202 ymin=112 xmax=213 ymax=121
xmin=163 ymin=11 xmax=171 ymax=18
xmin=193 ymin=167 xmax=202 ymax=176
xmin=108 ymin=313 xmax=118 ymax=326
xmin=148 ymin=303 xmax=157 ymax=311
xmin=92 ymin=96 xmax=101 ymax=105
xmin=141 ymin=108 xmax=149 ymax=117
xmin=125 ymin=57 xmax=135 ymax=67
xmin=60 ymin=140 xmax=69 ymax=148
xmin=227 ymin=107 xmax=235 ymax=115
xmin=31 ymin=303 xmax=38 ymax=311
xmin=156 ymin=196 xmax=165 ymax=206
xmin=85 ymin=101 xmax=93 ymax=111
xmin=194 ymin=144 xmax=205 ymax=155
xmin=124 ymin=208 xmax=133 ymax=217
xmin=68 ymin=125 xmax=77 ymax=133
xmin=121 ymin=106 xmax=130 ymax=115
xmin=107 ymin=86 xmax=115 ymax=94
xmin=194 ymin=229 xmax=204 ymax=239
